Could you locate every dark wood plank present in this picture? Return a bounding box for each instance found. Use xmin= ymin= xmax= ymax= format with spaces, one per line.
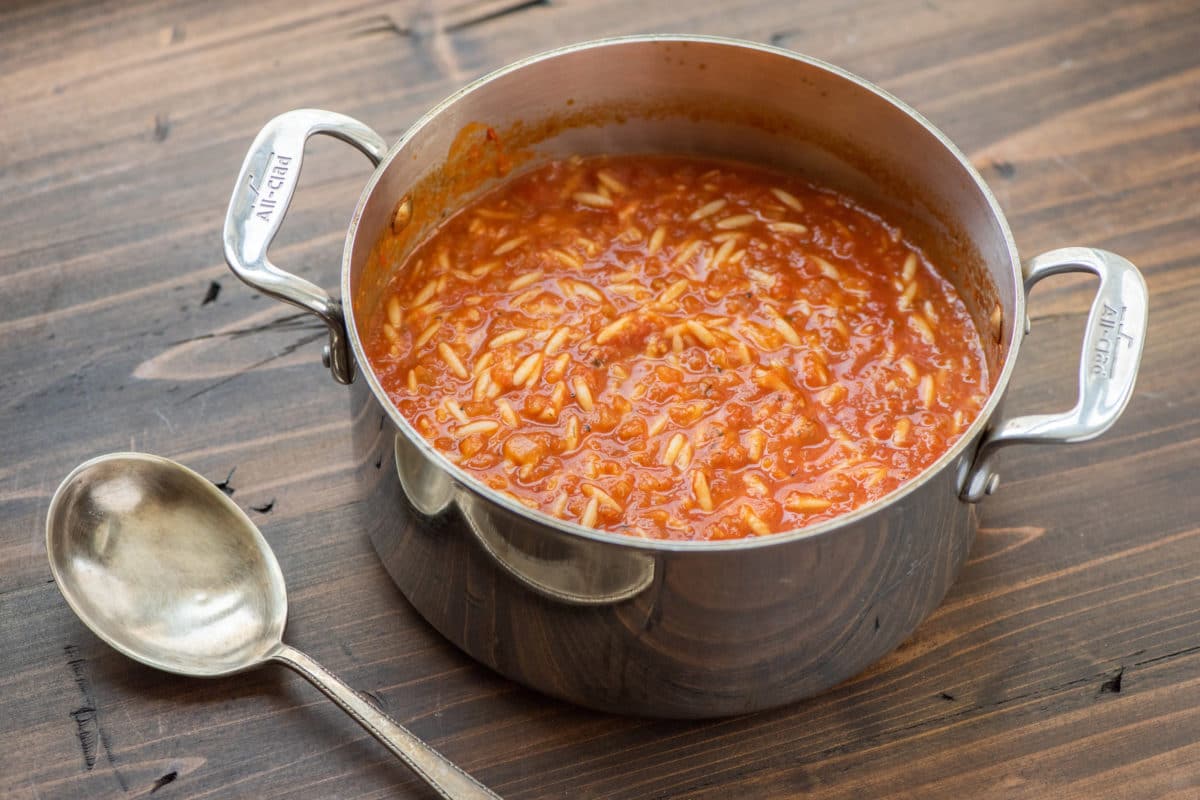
xmin=2 ymin=0 xmax=1198 ymax=797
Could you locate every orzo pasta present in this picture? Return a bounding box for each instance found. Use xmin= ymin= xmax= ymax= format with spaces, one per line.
xmin=364 ymin=156 xmax=990 ymax=540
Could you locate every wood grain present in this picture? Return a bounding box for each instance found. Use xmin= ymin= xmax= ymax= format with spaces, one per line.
xmin=2 ymin=0 xmax=1198 ymax=797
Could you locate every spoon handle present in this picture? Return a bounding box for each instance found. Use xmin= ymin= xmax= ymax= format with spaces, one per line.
xmin=271 ymin=644 xmax=501 ymax=800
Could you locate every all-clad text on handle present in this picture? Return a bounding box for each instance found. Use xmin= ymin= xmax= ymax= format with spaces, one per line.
xmin=222 ymin=109 xmax=388 ymax=384
xmin=961 ymin=247 xmax=1148 ymax=502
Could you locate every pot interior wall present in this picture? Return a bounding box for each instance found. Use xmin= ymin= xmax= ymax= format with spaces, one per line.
xmin=349 ymin=37 xmax=1015 ymax=394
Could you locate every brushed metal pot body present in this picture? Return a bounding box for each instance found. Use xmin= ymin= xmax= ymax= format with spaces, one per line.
xmin=224 ymin=36 xmax=1146 ymax=717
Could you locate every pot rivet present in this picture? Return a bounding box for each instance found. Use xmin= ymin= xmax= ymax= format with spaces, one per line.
xmin=392 ymin=194 xmax=413 ymax=235
xmin=321 ymin=344 xmax=332 ymax=368
xmin=985 ymin=474 xmax=1000 ymax=495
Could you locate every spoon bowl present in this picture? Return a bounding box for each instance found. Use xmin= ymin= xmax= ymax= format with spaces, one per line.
xmin=47 ymin=452 xmax=498 ymax=800
xmin=47 ymin=453 xmax=287 ymax=676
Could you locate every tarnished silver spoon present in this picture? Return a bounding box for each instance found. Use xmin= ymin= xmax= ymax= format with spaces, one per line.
xmin=46 ymin=452 xmax=499 ymax=800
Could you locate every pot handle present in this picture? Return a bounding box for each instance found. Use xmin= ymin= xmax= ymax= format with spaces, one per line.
xmin=222 ymin=109 xmax=389 ymax=384
xmin=960 ymin=247 xmax=1148 ymax=502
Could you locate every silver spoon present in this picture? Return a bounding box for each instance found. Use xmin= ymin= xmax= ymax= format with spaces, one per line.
xmin=46 ymin=452 xmax=500 ymax=800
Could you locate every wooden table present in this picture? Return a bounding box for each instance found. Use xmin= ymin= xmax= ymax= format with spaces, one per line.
xmin=2 ymin=0 xmax=1196 ymax=797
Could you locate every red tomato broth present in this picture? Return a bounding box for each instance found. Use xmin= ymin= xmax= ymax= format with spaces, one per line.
xmin=363 ymin=155 xmax=990 ymax=540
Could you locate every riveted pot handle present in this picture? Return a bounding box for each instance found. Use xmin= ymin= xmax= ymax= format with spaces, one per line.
xmin=222 ymin=109 xmax=389 ymax=384
xmin=961 ymin=247 xmax=1148 ymax=502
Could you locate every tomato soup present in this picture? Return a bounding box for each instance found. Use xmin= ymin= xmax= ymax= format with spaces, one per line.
xmin=363 ymin=156 xmax=990 ymax=540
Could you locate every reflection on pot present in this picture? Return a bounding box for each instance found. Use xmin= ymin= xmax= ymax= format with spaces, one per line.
xmin=395 ymin=432 xmax=656 ymax=606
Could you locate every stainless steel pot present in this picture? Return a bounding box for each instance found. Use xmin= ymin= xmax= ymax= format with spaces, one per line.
xmin=223 ymin=35 xmax=1147 ymax=718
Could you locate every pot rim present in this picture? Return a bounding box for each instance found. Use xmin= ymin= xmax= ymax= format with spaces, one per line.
xmin=341 ymin=33 xmax=1024 ymax=553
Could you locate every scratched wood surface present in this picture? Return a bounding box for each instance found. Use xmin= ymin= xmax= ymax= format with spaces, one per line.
xmin=1 ymin=0 xmax=1197 ymax=797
